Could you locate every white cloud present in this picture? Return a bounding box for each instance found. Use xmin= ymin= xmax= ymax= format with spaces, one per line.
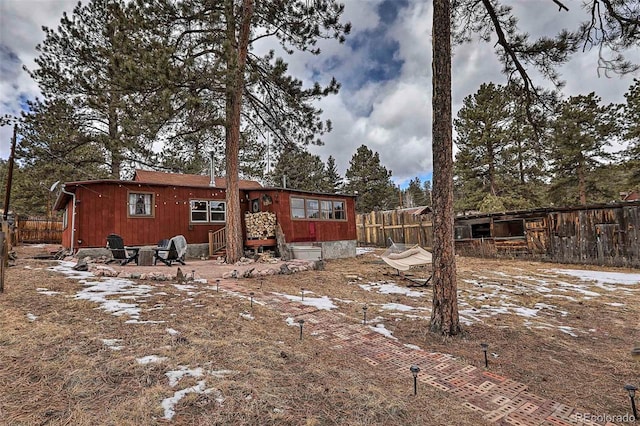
xmin=1 ymin=0 xmax=638 ymax=189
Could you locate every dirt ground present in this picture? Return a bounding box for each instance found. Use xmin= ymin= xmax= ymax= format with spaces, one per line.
xmin=1 ymin=244 xmax=639 ymax=425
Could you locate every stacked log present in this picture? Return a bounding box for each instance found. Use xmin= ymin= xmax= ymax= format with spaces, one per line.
xmin=245 ymin=212 xmax=277 ymax=239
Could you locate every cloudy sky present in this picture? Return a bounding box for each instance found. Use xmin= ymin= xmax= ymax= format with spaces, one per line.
xmin=1 ymin=0 xmax=639 ymax=187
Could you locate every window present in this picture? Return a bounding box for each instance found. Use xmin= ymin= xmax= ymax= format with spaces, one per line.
xmin=191 ymin=201 xmax=209 ymax=222
xmin=190 ymin=200 xmax=226 ymax=223
xmin=128 ymin=192 xmax=154 ymax=217
xmin=291 ymin=197 xmax=305 ymax=219
xmin=333 ymin=201 xmax=345 ymax=220
xmin=471 ymin=222 xmax=491 ymax=238
xmin=454 ymin=225 xmax=471 ymax=240
xmin=493 ymin=219 xmax=525 ymax=238
xmin=306 ymin=199 xmax=319 ymax=218
xmin=320 ymin=200 xmax=333 ymax=219
xmin=62 ymin=207 xmax=68 ymax=230
xmin=290 ymin=196 xmax=347 ymax=221
xmin=209 ymin=201 xmax=226 ymax=222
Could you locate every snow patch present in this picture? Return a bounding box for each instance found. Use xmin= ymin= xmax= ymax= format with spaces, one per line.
xmin=137 ymin=355 xmax=168 ymax=365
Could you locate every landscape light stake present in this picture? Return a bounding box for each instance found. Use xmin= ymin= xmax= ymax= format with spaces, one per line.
xmin=410 ymin=365 xmax=420 ymax=396
xmin=250 ymin=292 xmax=254 ymax=308
xmin=363 ymin=305 xmax=368 ymax=325
xmin=298 ymin=319 xmax=305 ymax=341
xmin=301 ymin=288 xmax=305 ymax=301
xmin=191 ymin=270 xmax=195 ymax=280
xmin=260 ymin=278 xmax=264 ymax=289
xmin=624 ymin=384 xmax=638 ymax=419
xmin=216 ymin=279 xmax=220 ymax=292
xmin=481 ymin=343 xmax=489 ymax=368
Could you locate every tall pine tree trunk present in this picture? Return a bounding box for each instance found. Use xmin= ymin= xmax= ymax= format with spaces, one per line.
xmin=578 ymin=157 xmax=587 ymax=205
xmin=108 ymin=99 xmax=122 ymax=179
xmin=224 ymin=0 xmax=254 ymax=264
xmin=488 ymin=140 xmax=496 ymax=195
xmin=430 ymin=0 xmax=460 ymax=336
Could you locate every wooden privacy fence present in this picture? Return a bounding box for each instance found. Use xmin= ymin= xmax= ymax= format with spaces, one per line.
xmin=15 ymin=217 xmax=63 ymax=244
xmin=356 ymin=210 xmax=433 ymax=249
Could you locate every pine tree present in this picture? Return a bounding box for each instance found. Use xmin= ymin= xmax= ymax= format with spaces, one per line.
xmin=25 ymin=0 xmax=175 ymax=178
xmin=548 ymin=93 xmax=617 ymax=205
xmin=324 ymin=155 xmax=343 ymax=193
xmin=343 ymin=145 xmax=396 ymax=213
xmin=150 ymin=0 xmax=350 ymax=263
xmin=406 ymin=177 xmax=428 ymax=207
xmin=623 ymin=79 xmax=640 ymax=186
xmin=422 ymin=180 xmax=432 ymax=207
xmin=268 ymin=148 xmax=327 ymax=192
xmin=454 ymin=83 xmax=510 ymax=208
xmin=453 ymin=83 xmax=551 ymax=212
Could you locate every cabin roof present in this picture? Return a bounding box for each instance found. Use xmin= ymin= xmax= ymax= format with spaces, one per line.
xmin=133 ymin=169 xmax=263 ymax=189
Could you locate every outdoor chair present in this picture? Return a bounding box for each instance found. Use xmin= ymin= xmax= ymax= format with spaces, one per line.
xmin=154 ymin=235 xmax=187 ymax=266
xmin=106 ymin=234 xmax=140 ymax=266
xmin=381 ymin=238 xmax=432 ymax=287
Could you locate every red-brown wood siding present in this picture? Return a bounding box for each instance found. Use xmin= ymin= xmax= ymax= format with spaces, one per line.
xmin=246 ymin=189 xmax=357 ymax=243
xmin=61 ymin=183 xmax=249 ymax=248
xmin=59 ymin=183 xmax=356 ymax=249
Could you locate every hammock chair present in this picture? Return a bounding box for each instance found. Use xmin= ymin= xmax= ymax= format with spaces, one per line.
xmin=381 ymin=239 xmax=433 ymax=286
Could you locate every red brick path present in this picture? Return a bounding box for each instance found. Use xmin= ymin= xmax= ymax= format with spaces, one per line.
xmin=221 ymin=279 xmax=616 ymax=426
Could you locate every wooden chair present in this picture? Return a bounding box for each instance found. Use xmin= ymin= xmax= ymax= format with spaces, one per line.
xmin=153 ymin=237 xmax=186 ymax=266
xmin=106 ymin=234 xmax=140 ymax=266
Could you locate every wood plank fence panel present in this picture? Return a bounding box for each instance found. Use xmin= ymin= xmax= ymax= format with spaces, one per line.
xmin=16 ymin=217 xmax=63 ymax=244
xmin=356 ymin=211 xmax=433 ymax=249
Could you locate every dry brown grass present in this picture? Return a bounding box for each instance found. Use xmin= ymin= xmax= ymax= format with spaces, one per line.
xmin=1 ymin=245 xmax=488 ymax=425
xmin=2 ymin=245 xmax=639 ymax=424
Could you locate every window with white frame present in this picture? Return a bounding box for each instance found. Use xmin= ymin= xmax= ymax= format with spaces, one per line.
xmin=290 ymin=196 xmax=347 ymax=221
xmin=209 ymin=201 xmax=226 ymax=222
xmin=190 ymin=200 xmax=226 ymax=223
xmin=128 ymin=192 xmax=154 ymax=217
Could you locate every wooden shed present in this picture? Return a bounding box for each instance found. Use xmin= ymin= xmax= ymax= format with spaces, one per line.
xmin=53 ymin=170 xmax=357 ymax=256
xmin=454 ymin=201 xmax=640 ymax=268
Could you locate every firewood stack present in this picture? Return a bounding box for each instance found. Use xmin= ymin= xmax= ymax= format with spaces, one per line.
xmin=245 ymin=212 xmax=277 ymax=239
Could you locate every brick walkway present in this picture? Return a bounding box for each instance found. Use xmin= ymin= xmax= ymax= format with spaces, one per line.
xmin=221 ymin=279 xmax=615 ymax=426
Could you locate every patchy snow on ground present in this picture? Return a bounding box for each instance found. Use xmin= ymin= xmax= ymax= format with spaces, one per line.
xmin=379 ymin=302 xmax=420 ymax=312
xmin=359 ymin=281 xmax=425 ymax=298
xmin=240 ymin=312 xmax=255 ymax=320
xmin=166 ymin=366 xmax=205 ymax=387
xmin=49 ymin=261 xmax=155 ymax=322
xmin=137 ymin=355 xmax=168 ymax=365
xmin=26 ymin=313 xmax=37 ymax=321
xmin=101 ymin=339 xmax=124 ymax=350
xmin=161 ymin=380 xmax=213 ymax=420
xmin=160 ymin=367 xmax=235 ymax=419
xmin=356 ymin=247 xmax=376 ymax=255
xmin=274 ymin=292 xmax=337 ymax=310
xmin=285 ymin=317 xmax=300 ymax=327
xmin=369 ymin=323 xmax=397 ymax=340
xmin=452 ymin=266 xmax=640 ymax=336
xmin=166 ymin=328 xmax=180 ymax=336
xmin=549 ymin=269 xmax=640 ymax=286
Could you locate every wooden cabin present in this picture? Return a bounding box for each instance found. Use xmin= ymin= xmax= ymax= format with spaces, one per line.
xmin=53 ymin=170 xmax=357 ymax=257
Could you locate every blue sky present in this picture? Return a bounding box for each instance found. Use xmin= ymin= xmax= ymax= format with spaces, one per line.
xmin=1 ymin=0 xmax=639 ymax=188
